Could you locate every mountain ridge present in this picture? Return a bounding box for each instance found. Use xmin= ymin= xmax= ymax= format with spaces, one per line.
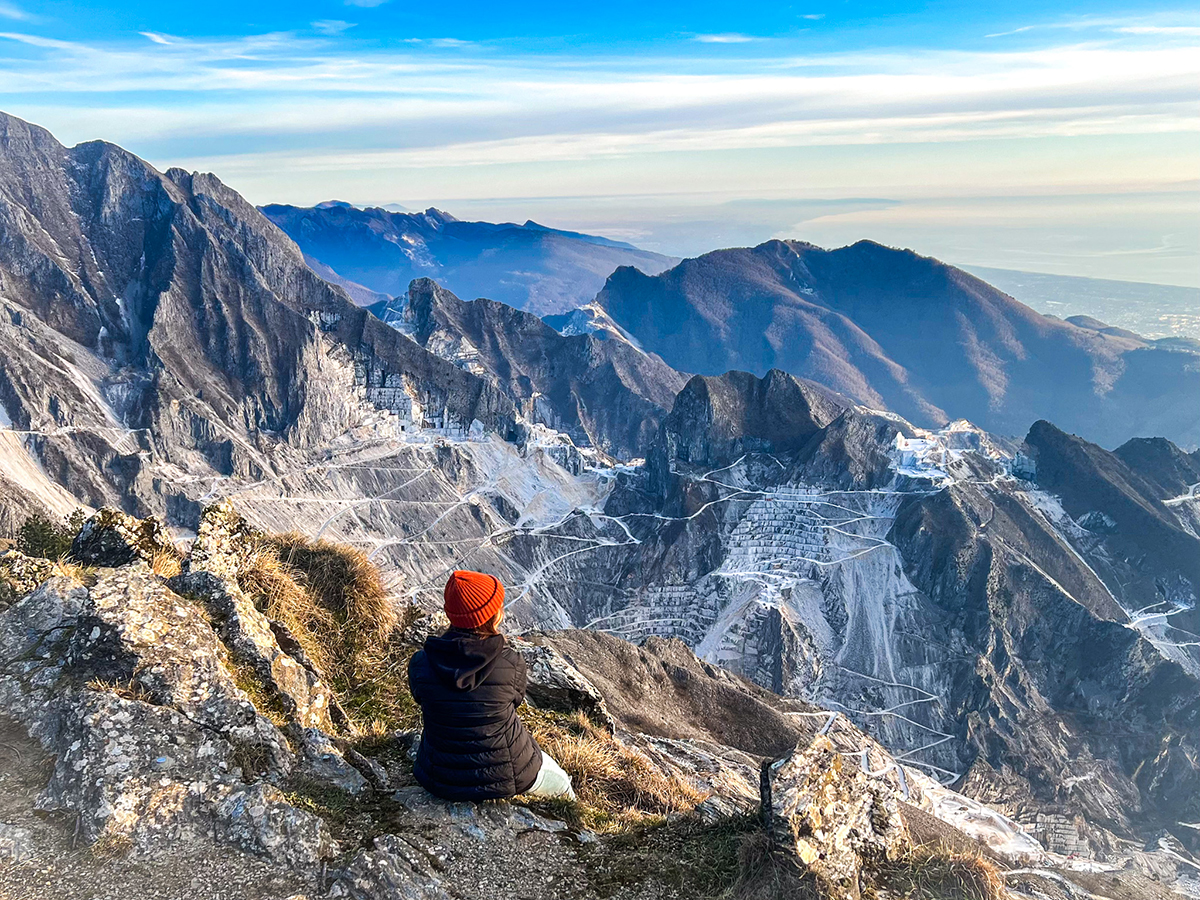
xmin=371 ymin=277 xmax=688 ymax=458
xmin=595 ymin=238 xmax=1200 ymax=449
xmin=261 ymin=201 xmax=678 ymax=315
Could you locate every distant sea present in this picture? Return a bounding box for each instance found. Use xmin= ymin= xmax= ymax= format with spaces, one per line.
xmin=964 ymin=266 xmax=1200 ymax=341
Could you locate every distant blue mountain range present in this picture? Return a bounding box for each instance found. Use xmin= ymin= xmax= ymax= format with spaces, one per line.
xmin=262 ymin=202 xmax=677 ymax=315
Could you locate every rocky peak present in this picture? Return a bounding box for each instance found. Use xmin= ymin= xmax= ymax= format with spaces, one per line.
xmin=382 ymin=277 xmax=687 ymax=458
xmin=646 ymin=368 xmax=847 ymax=494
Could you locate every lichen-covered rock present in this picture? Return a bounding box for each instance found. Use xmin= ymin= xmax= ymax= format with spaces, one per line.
xmin=0 ymin=565 xmax=347 ymax=871
xmin=69 ymin=569 xmax=285 ymax=763
xmin=285 ymin=726 xmax=369 ymax=796
xmin=511 ymin=637 xmax=614 ymax=730
xmin=177 ymin=570 xmax=336 ymax=732
xmin=70 ymin=507 xmax=177 ymax=568
xmin=0 ymin=550 xmax=57 ymax=605
xmin=209 ymin=781 xmax=338 ymax=870
xmin=187 ymin=501 xmax=260 ymax=583
xmin=762 ymin=735 xmax=910 ymax=899
xmin=37 ymin=689 xmax=323 ymax=864
xmin=329 ymin=833 xmax=452 ymax=900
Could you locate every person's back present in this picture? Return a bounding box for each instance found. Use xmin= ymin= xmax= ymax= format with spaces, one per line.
xmin=407 ymin=570 xmax=575 ymax=802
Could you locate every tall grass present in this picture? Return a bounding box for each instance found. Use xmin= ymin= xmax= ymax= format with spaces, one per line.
xmin=234 ymin=532 xmax=417 ymax=735
xmin=522 ymin=708 xmax=707 ymax=830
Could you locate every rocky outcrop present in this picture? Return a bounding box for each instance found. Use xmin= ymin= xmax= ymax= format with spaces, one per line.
xmin=762 ymin=736 xmax=910 ymax=899
xmin=70 ymin=507 xmax=178 ymax=567
xmin=510 ymin=636 xmax=614 ymax=730
xmin=647 ymin=368 xmax=846 ymax=492
xmin=0 ymin=570 xmax=330 ymax=866
xmin=378 ymin=279 xmax=687 ymax=458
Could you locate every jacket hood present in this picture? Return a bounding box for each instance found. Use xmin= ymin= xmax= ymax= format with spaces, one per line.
xmin=423 ymin=629 xmax=507 ymax=691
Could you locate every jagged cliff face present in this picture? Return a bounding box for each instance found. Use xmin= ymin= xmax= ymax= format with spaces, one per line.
xmin=373 ymin=278 xmax=688 ymax=459
xmin=595 ymin=239 xmax=1200 ymax=449
xmin=0 ymin=111 xmax=519 ymax=521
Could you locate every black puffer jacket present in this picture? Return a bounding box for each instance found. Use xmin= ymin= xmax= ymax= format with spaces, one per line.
xmin=407 ymin=629 xmax=543 ymax=801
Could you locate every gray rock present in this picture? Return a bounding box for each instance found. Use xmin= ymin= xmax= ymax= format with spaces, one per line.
xmin=179 ymin=570 xmax=336 ymax=732
xmin=390 ymin=787 xmax=568 ymax=842
xmin=0 ymin=823 xmax=36 ymax=862
xmin=762 ymin=735 xmax=910 ymax=899
xmin=511 ymin=637 xmax=614 ymax=729
xmin=71 ymin=508 xmax=177 ymax=568
xmin=329 ymin=833 xmax=452 ymax=900
xmin=0 ymin=550 xmax=58 ymax=604
xmin=286 ymin=727 xmax=369 ymax=796
xmin=0 ymin=563 xmax=345 ymax=872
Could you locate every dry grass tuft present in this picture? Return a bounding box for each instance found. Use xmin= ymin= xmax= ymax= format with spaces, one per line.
xmin=719 ymin=832 xmax=1007 ymax=900
xmin=270 ymin=531 xmax=397 ymax=651
xmin=875 ymin=844 xmax=1007 ymax=900
xmin=237 ymin=545 xmax=338 ymax=674
xmin=233 ymin=533 xmax=418 ymax=735
xmin=726 ymin=830 xmax=822 ymax=900
xmin=149 ymin=546 xmax=183 ymax=579
xmin=52 ymin=556 xmax=96 ymax=584
xmin=89 ymin=832 xmax=134 ymax=860
xmin=523 ymin=708 xmax=707 ymax=831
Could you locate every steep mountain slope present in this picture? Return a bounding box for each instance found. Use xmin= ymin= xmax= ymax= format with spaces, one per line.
xmin=596 ymin=240 xmax=1200 ymax=449
xmin=0 ymin=110 xmax=518 ymax=519
xmin=371 ymin=278 xmax=688 ymax=459
xmin=1022 ymin=422 xmax=1200 ymax=662
xmin=590 ymin=372 xmax=1200 ymax=857
xmin=262 ymin=201 xmax=677 ymax=315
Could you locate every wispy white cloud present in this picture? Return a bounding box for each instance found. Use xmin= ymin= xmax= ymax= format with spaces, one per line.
xmin=0 ymin=2 xmax=28 ymax=21
xmin=692 ymin=33 xmax=758 ymax=43
xmin=985 ymin=25 xmax=1035 ymax=38
xmin=1116 ymin=25 xmax=1200 ymax=35
xmin=140 ymin=32 xmax=179 ymax=45
xmin=312 ymin=20 xmax=356 ymax=36
xmin=800 ymin=14 xmax=824 ymax=21
xmin=0 ymin=31 xmax=76 ymax=49
xmin=343 ymin=0 xmax=389 ymax=6
xmin=404 ymin=37 xmax=470 ymax=47
xmin=986 ymin=15 xmax=1200 ymax=39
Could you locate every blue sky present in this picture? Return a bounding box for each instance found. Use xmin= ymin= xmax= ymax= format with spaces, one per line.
xmin=1 ymin=1 xmax=1197 ymax=284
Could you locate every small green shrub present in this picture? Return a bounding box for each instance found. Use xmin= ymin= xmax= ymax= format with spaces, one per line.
xmin=16 ymin=509 xmax=85 ymax=561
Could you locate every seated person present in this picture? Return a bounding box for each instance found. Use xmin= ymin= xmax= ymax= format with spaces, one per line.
xmin=408 ymin=570 xmax=576 ymax=802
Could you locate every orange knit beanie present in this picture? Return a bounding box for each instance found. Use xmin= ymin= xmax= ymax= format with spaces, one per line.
xmin=443 ymin=570 xmax=505 ymax=629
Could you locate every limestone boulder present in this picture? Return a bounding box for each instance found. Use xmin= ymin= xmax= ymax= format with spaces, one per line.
xmin=70 ymin=508 xmax=177 ymax=568
xmin=762 ymin=735 xmax=910 ymax=899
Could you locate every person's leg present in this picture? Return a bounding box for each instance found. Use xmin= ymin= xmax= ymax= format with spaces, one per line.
xmin=524 ymin=751 xmax=576 ymax=800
